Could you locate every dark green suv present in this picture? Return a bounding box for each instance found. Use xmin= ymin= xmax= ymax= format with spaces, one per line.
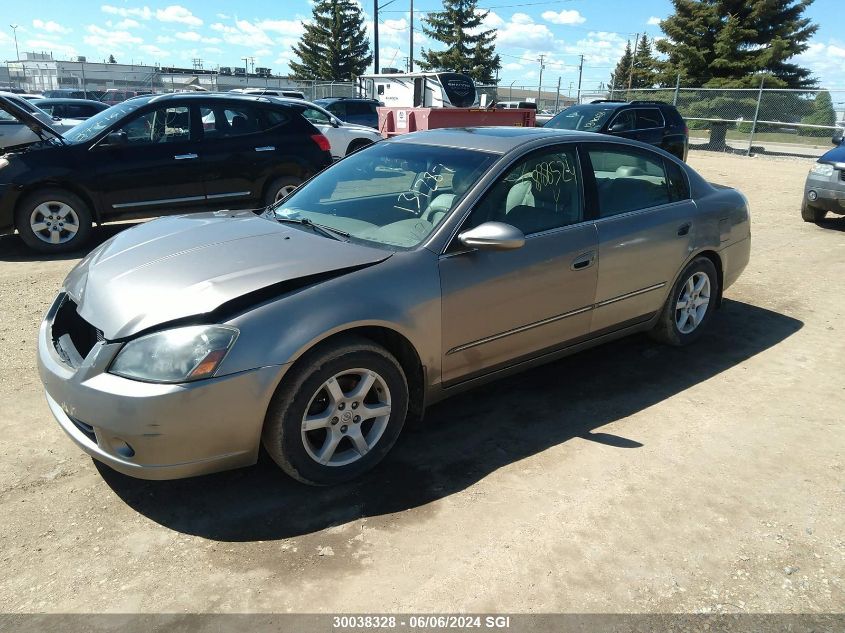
xmin=545 ymin=100 xmax=689 ymax=161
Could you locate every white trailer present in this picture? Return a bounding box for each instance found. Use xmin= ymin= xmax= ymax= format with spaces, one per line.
xmin=358 ymin=72 xmax=476 ymax=108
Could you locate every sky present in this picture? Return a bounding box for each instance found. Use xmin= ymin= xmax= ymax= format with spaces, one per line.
xmin=1 ymin=0 xmax=843 ymax=92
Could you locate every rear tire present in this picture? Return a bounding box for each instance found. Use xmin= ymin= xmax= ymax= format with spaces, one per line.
xmin=650 ymin=257 xmax=719 ymax=347
xmin=262 ymin=337 xmax=409 ymax=486
xmin=15 ymin=188 xmax=93 ymax=254
xmin=801 ymin=199 xmax=826 ymax=223
xmin=264 ymin=176 xmax=303 ymax=207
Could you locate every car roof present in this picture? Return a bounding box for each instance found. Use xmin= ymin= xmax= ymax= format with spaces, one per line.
xmin=386 ymin=127 xmax=604 ymax=153
xmin=117 ymin=92 xmax=299 ymax=107
xmin=31 ymin=98 xmax=107 ymax=106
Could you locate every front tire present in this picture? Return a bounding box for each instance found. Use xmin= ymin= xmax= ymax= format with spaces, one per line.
xmin=15 ymin=189 xmax=93 ymax=253
xmin=650 ymin=257 xmax=719 ymax=346
xmin=801 ymin=199 xmax=826 ymax=223
xmin=262 ymin=337 xmax=409 ymax=485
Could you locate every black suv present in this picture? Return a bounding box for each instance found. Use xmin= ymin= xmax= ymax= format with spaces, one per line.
xmin=0 ymin=93 xmax=332 ymax=253
xmin=313 ymin=97 xmax=381 ymax=129
xmin=544 ymin=100 xmax=688 ymax=161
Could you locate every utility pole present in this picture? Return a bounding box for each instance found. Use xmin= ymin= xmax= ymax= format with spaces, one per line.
xmin=576 ymin=54 xmax=584 ymax=104
xmin=627 ymin=33 xmax=639 ymax=94
xmin=409 ymin=0 xmax=414 ymax=73
xmin=10 ymin=24 xmax=21 ymax=90
xmin=537 ymin=54 xmax=545 ymax=106
xmin=373 ymin=0 xmax=379 ymax=74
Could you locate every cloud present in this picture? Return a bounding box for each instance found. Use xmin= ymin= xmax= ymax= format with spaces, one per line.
xmin=541 ymin=10 xmax=586 ymax=25
xmin=256 ymin=19 xmax=304 ymax=37
xmin=32 ymin=19 xmax=71 ymax=34
xmin=101 ymin=5 xmax=152 ymax=20
xmin=155 ymin=5 xmax=202 ymax=27
xmin=494 ymin=13 xmax=554 ymax=48
xmin=647 ymin=16 xmax=662 ymax=26
xmin=796 ymin=39 xmax=845 ymax=88
xmin=83 ymin=24 xmax=143 ymax=50
xmin=115 ymin=19 xmax=140 ymax=29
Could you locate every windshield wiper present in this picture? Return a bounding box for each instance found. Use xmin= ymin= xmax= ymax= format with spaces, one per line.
xmin=274 ymin=216 xmax=350 ymax=241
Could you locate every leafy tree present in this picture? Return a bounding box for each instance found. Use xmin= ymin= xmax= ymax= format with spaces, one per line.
xmin=801 ymin=91 xmax=836 ymax=137
xmin=108 ymin=54 xmax=117 ymax=64
xmin=657 ymin=0 xmax=818 ymax=88
xmin=418 ymin=0 xmax=501 ymax=83
xmin=290 ymin=0 xmax=372 ymax=80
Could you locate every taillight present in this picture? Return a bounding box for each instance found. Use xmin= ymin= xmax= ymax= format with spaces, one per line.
xmin=311 ymin=133 xmax=331 ymax=152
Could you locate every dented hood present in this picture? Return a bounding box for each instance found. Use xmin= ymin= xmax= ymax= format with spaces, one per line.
xmin=64 ymin=211 xmax=391 ymax=339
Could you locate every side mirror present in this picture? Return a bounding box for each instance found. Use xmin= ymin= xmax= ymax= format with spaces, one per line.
xmin=330 ymin=117 xmax=341 ymax=128
xmin=103 ymin=130 xmax=128 ymax=147
xmin=458 ymin=221 xmax=525 ymax=251
xmin=832 ymin=131 xmax=843 ymax=145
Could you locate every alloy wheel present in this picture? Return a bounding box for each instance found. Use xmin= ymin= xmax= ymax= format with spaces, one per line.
xmin=29 ymin=202 xmax=81 ymax=245
xmin=275 ymin=185 xmax=298 ymax=203
xmin=300 ymin=368 xmax=392 ymax=467
xmin=675 ymin=271 xmax=711 ymax=334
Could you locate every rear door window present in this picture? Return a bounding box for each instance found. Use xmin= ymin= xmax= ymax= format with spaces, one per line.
xmin=635 ymin=108 xmax=664 ymax=130
xmin=587 ymin=144 xmax=672 ymax=216
xmin=346 ymin=101 xmax=374 ymax=116
xmin=200 ymin=105 xmax=263 ymax=138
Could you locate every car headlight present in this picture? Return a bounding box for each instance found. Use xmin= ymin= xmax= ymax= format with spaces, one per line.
xmin=0 ymin=157 xmax=9 ymax=170
xmin=810 ymin=163 xmax=834 ymax=177
xmin=110 ymin=325 xmax=239 ymax=383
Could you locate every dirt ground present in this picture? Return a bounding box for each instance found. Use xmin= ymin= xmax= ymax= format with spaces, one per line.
xmin=0 ymin=151 xmax=843 ymax=615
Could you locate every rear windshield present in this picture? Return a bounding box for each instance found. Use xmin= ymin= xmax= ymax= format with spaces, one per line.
xmin=545 ymin=105 xmax=618 ymax=132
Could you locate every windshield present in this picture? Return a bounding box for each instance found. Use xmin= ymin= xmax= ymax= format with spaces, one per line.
xmin=270 ymin=142 xmax=498 ymax=249
xmin=545 ymin=105 xmax=617 ymax=131
xmin=61 ymin=101 xmax=143 ymax=144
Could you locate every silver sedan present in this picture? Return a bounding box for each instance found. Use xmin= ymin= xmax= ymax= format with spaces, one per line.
xmin=38 ymin=127 xmax=751 ymax=485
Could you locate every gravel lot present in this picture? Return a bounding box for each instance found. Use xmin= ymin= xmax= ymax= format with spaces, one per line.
xmin=0 ymin=151 xmax=843 ymax=614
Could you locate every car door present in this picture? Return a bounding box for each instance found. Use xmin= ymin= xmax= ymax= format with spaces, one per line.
xmin=90 ymin=103 xmax=207 ymax=216
xmin=438 ymin=144 xmax=599 ymax=385
xmin=632 ymin=107 xmax=666 ymax=147
xmin=584 ymin=142 xmax=696 ymax=332
xmin=197 ymin=101 xmax=268 ymax=208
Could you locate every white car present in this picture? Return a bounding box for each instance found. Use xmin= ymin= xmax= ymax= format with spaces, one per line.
xmin=280 ymin=99 xmax=382 ymax=160
xmin=0 ymin=91 xmax=84 ymax=150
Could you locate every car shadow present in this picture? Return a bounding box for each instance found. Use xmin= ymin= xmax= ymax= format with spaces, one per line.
xmin=99 ymin=299 xmax=802 ymax=542
xmin=0 ymin=223 xmax=140 ymax=263
xmin=815 ymin=215 xmax=845 ymax=232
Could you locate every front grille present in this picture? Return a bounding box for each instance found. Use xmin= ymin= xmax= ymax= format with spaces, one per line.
xmin=69 ymin=416 xmax=97 ymax=444
xmin=52 ymin=296 xmax=102 ymax=362
xmin=840 ymin=169 xmax=845 ymax=182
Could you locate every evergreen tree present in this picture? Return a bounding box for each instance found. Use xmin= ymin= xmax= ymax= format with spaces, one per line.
xmin=631 ymin=34 xmax=658 ymax=88
xmin=290 ymin=0 xmax=372 ymax=80
xmin=657 ymin=0 xmax=818 ymax=88
xmin=610 ymin=41 xmax=633 ymax=91
xmin=418 ymin=0 xmax=501 ymax=83
xmin=801 ymin=91 xmax=836 ymax=137
xmin=108 ymin=54 xmax=117 ymax=64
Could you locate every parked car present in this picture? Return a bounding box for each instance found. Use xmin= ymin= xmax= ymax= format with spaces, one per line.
xmin=36 ymin=127 xmax=750 ymax=484
xmin=100 ymin=90 xmax=139 ymax=106
xmin=42 ymin=89 xmax=88 ymax=99
xmin=801 ymin=135 xmax=845 ymax=223
xmin=0 ymin=93 xmax=332 ymax=252
xmin=277 ymin=98 xmax=382 ymax=160
xmin=544 ymin=100 xmax=689 ymax=161
xmin=31 ymin=98 xmax=110 ymax=120
xmin=236 ymin=88 xmax=306 ymax=99
xmin=313 ymin=97 xmax=382 ymax=129
xmin=0 ymin=91 xmax=84 ymax=151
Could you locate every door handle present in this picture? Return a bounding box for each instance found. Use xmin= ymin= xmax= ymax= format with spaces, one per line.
xmin=571 ymin=251 xmax=596 ymax=271
xmin=255 ymin=146 xmax=275 ymax=152
xmin=174 ymin=153 xmax=198 ymax=160
xmin=677 ymin=222 xmax=691 ymax=236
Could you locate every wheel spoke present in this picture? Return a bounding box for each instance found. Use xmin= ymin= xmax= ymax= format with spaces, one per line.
xmin=49 ymin=229 xmax=61 ymax=244
xmin=676 ymin=299 xmax=687 ymax=311
xmin=316 ymin=431 xmax=342 ymax=464
xmin=348 ymin=427 xmax=370 ymax=456
xmin=693 ymin=275 xmax=708 ymax=294
xmin=323 ymin=377 xmax=345 ymax=404
xmin=302 ymin=412 xmax=333 ymax=432
xmin=687 ymin=308 xmax=698 ymax=328
xmin=349 ymin=372 xmax=376 ymax=400
xmin=30 ymin=222 xmax=48 ymax=232
xmin=686 ymin=277 xmax=695 ymax=295
xmin=694 ymin=296 xmax=709 ymax=307
xmin=361 ymin=402 xmax=391 ymax=419
xmin=56 ymin=204 xmax=72 ymax=219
